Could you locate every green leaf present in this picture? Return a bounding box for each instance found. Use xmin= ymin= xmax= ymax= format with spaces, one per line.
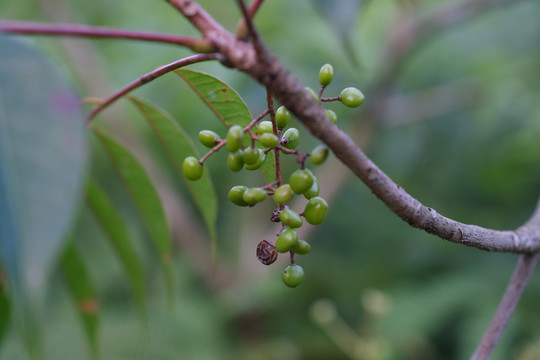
xmin=175 ymin=69 xmax=252 ymax=128
xmin=0 ymin=35 xmax=87 ymax=357
xmin=128 ymin=97 xmax=218 ymax=255
xmin=85 ymin=178 xmax=146 ymax=319
xmin=91 ymin=125 xmax=173 ymax=298
xmin=59 ymin=241 xmax=99 ymax=355
xmin=0 ymin=270 xmax=10 ymax=349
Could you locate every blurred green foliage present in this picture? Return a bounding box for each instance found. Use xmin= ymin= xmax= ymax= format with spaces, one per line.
xmin=1 ymin=0 xmax=540 ymax=359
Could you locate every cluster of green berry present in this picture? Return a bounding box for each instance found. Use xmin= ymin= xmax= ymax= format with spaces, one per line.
xmin=182 ymin=64 xmax=365 ymax=288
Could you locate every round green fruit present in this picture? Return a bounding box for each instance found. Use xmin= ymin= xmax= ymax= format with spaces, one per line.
xmin=289 ymin=169 xmax=313 ymax=194
xmin=304 ymin=196 xmax=328 ymax=225
xmin=291 ymin=239 xmax=311 ymax=255
xmin=281 ymin=128 xmax=300 ymax=150
xmin=311 ymin=145 xmax=329 ymax=165
xmin=228 ymin=186 xmax=249 ymax=207
xmin=227 ymin=151 xmax=244 ymax=172
xmin=242 ymin=187 xmax=267 ymax=205
xmin=340 ymin=87 xmax=365 ymax=108
xmin=226 ymin=125 xmax=244 ymax=152
xmin=303 ymin=171 xmax=320 ymax=199
xmin=198 ymin=130 xmax=220 ymax=148
xmin=259 ymin=133 xmax=279 ymax=148
xmin=244 ymin=151 xmax=266 ymax=170
xmin=182 ymin=156 xmax=203 ymax=181
xmin=243 ymin=147 xmax=262 ymax=165
xmin=257 ymin=120 xmax=273 ymax=134
xmin=279 ymin=209 xmax=303 ymax=228
xmin=282 ymin=264 xmax=305 ymax=288
xmin=273 ymin=184 xmax=293 ymax=204
xmin=305 ymin=87 xmax=321 ymax=104
xmin=275 ymin=106 xmax=290 ymax=129
xmin=326 ymin=109 xmax=337 ymax=124
xmin=275 ymin=228 xmax=299 ymax=253
xmin=319 ymin=64 xmax=334 ymax=86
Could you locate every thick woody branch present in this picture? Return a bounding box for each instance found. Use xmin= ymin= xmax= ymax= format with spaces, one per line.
xmin=0 ymin=20 xmax=213 ymax=52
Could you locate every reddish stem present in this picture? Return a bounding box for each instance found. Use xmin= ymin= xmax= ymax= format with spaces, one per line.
xmin=86 ymin=53 xmax=221 ymax=123
xmin=199 ymin=140 xmax=227 ymax=164
xmin=321 ymin=96 xmax=340 ymax=102
xmin=0 ymin=20 xmax=214 ymax=51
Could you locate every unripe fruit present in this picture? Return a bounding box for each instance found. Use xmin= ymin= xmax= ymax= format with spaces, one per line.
xmin=289 ymin=169 xmax=313 ymax=194
xmin=182 ymin=156 xmax=203 ymax=181
xmin=311 ymin=145 xmax=329 ymax=165
xmin=273 ymin=184 xmax=293 ymax=204
xmin=326 ymin=109 xmax=337 ymax=124
xmin=275 ymin=228 xmax=299 ymax=253
xmin=282 ymin=264 xmax=304 ymax=288
xmin=244 ymin=151 xmax=266 ymax=170
xmin=279 ymin=209 xmax=303 ymax=228
xmin=305 ymin=87 xmax=321 ymax=104
xmin=198 ymin=130 xmax=220 ymax=148
xmin=227 ymin=150 xmax=244 ymax=172
xmin=303 ymin=172 xmax=320 ymax=199
xmin=340 ymin=87 xmax=365 ymax=108
xmin=304 ymin=196 xmax=328 ymax=225
xmin=275 ymin=106 xmax=290 ymax=129
xmin=291 ymin=239 xmax=311 ymax=255
xmin=257 ymin=120 xmax=273 ymax=134
xmin=281 ymin=128 xmax=300 ymax=150
xmin=226 ymin=125 xmax=244 ymax=152
xmin=319 ymin=64 xmax=334 ymax=86
xmin=243 ymin=147 xmax=262 ymax=165
xmin=228 ymin=186 xmax=249 ymax=207
xmin=259 ymin=133 xmax=279 ymax=148
xmin=242 ymin=187 xmax=267 ymax=205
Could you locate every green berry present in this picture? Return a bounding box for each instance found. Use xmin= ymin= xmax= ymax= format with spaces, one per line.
xmin=282 ymin=264 xmax=304 ymax=288
xmin=244 ymin=151 xmax=266 ymax=170
xmin=198 ymin=130 xmax=220 ymax=148
xmin=243 ymin=147 xmax=262 ymax=165
xmin=326 ymin=109 xmax=337 ymax=124
xmin=259 ymin=133 xmax=279 ymax=148
xmin=303 ymin=171 xmax=320 ymax=199
xmin=227 ymin=150 xmax=244 ymax=172
xmin=275 ymin=228 xmax=298 ymax=253
xmin=257 ymin=120 xmax=273 ymax=134
xmin=291 ymin=240 xmax=311 ymax=255
xmin=279 ymin=209 xmax=303 ymax=228
xmin=289 ymin=169 xmax=313 ymax=194
xmin=228 ymin=185 xmax=249 ymax=207
xmin=182 ymin=156 xmax=203 ymax=181
xmin=305 ymin=87 xmax=321 ymax=104
xmin=311 ymin=145 xmax=329 ymax=165
xmin=273 ymin=184 xmax=293 ymax=204
xmin=319 ymin=64 xmax=334 ymax=86
xmin=226 ymin=125 xmax=244 ymax=152
xmin=304 ymin=196 xmax=328 ymax=225
xmin=275 ymin=106 xmax=290 ymax=129
xmin=242 ymin=187 xmax=268 ymax=205
xmin=281 ymin=128 xmax=300 ymax=150
xmin=340 ymin=87 xmax=365 ymax=108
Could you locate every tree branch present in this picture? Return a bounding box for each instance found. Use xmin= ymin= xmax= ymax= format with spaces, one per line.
xmin=86 ymin=53 xmax=222 ymax=123
xmin=471 ymin=251 xmax=540 ymax=359
xmin=0 ymin=20 xmax=214 ymax=52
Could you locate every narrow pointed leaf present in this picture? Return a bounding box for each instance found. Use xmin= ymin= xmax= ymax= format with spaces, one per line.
xmin=0 ymin=35 xmax=87 ymax=358
xmin=128 ymin=97 xmax=218 ymax=249
xmin=59 ymin=241 xmax=99 ymax=355
xmin=175 ymin=69 xmax=252 ymax=128
xmin=91 ymin=125 xmax=173 ymax=297
xmin=85 ymin=178 xmax=146 ymax=319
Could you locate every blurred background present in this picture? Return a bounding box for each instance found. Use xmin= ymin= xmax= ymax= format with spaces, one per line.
xmin=1 ymin=0 xmax=540 ymax=359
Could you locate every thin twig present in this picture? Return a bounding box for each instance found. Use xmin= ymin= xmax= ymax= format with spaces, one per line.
xmin=0 ymin=20 xmax=213 ymax=52
xmin=236 ymin=0 xmax=266 ymax=39
xmin=86 ymin=53 xmax=221 ymax=123
xmin=236 ymin=0 xmax=265 ymax=56
xmin=471 ymin=252 xmax=540 ymax=360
